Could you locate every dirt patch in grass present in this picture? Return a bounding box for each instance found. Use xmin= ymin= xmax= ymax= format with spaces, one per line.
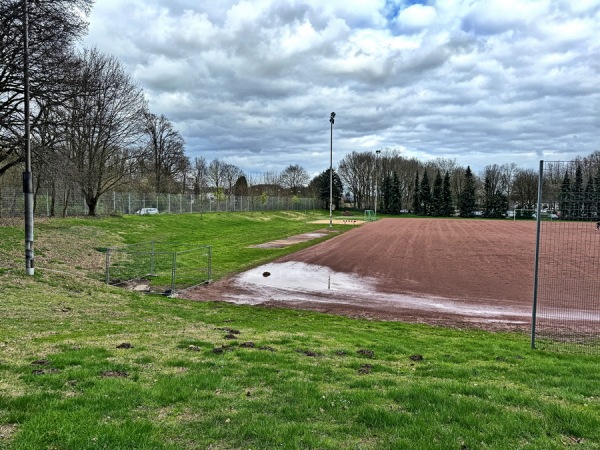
xmin=0 ymin=424 xmax=18 ymax=441
xmin=249 ymin=229 xmax=339 ymax=249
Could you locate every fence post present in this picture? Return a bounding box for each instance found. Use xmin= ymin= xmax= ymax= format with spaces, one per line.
xmin=150 ymin=241 xmax=155 ymax=276
xmin=171 ymin=252 xmax=177 ymax=296
xmin=531 ymin=159 xmax=544 ymax=350
xmin=207 ymin=246 xmax=212 ymax=282
xmin=105 ymin=248 xmax=111 ymax=284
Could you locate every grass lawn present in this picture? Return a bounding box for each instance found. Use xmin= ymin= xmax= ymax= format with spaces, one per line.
xmin=0 ymin=211 xmax=599 ymax=449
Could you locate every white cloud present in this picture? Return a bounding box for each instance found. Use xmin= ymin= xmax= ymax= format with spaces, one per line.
xmin=396 ymin=4 xmax=437 ymax=31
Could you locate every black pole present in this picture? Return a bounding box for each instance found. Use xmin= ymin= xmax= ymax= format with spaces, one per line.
xmin=329 ymin=112 xmax=335 ymax=228
xmin=23 ymin=0 xmax=34 ymax=275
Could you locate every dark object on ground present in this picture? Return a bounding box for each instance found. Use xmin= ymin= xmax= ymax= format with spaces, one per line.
xmin=358 ymin=364 xmax=372 ymax=374
xmin=116 ymin=342 xmax=134 ymax=349
xmin=101 ymin=370 xmax=128 ymax=378
xmin=357 ymin=349 xmax=374 ymax=358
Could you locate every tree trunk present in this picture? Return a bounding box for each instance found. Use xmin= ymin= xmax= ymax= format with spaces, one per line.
xmin=86 ymin=195 xmax=98 ymax=216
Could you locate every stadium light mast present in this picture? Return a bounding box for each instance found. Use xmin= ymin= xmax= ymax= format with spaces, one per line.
xmin=374 ymin=149 xmax=381 ymax=217
xmin=329 ymin=112 xmax=335 ymax=229
xmin=23 ymin=0 xmax=34 ymax=276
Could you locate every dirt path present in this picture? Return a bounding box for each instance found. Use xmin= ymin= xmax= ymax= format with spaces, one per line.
xmin=184 ymin=219 xmax=539 ymax=331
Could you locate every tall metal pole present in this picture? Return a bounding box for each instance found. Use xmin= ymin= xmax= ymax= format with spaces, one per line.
xmin=23 ymin=0 xmax=35 ymax=276
xmin=329 ymin=112 xmax=335 ymax=228
xmin=531 ymin=159 xmax=544 ymax=349
xmin=374 ymin=149 xmax=381 ymax=216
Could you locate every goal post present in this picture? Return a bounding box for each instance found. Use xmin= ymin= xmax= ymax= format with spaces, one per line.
xmin=512 ymin=209 xmax=536 ymax=220
xmin=364 ymin=210 xmax=375 ymax=221
xmin=512 ymin=209 xmax=557 ymax=221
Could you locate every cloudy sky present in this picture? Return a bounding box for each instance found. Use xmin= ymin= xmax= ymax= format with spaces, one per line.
xmin=83 ymin=0 xmax=600 ymax=177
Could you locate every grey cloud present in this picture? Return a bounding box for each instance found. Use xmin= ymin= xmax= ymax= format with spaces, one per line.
xmin=83 ymin=0 xmax=600 ymax=176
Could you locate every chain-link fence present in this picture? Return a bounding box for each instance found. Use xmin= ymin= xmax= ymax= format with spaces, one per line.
xmin=105 ymin=241 xmax=212 ymax=296
xmin=0 ymin=188 xmax=318 ymax=217
xmin=532 ymin=160 xmax=600 ymax=353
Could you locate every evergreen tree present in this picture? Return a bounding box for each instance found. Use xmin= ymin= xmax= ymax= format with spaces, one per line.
xmin=559 ymin=170 xmax=571 ymax=219
xmin=318 ymin=169 xmax=343 ymax=210
xmin=573 ymin=164 xmax=583 ymax=219
xmin=432 ymin=170 xmax=443 ymax=216
xmin=584 ymin=174 xmax=594 ymax=219
xmin=381 ymin=173 xmax=392 ymax=213
xmin=412 ymin=172 xmax=420 ymax=214
xmin=459 ymin=166 xmax=476 ymax=217
xmin=420 ymin=171 xmax=432 ymax=215
xmin=492 ymin=190 xmax=508 ymax=218
xmin=594 ymin=167 xmax=600 ymax=219
xmin=442 ymin=171 xmax=453 ymax=216
xmin=390 ymin=172 xmax=402 ymax=213
xmin=483 ymin=172 xmax=494 ymax=217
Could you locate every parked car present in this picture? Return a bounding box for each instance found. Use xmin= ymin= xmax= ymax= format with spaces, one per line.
xmin=135 ymin=207 xmax=159 ymax=215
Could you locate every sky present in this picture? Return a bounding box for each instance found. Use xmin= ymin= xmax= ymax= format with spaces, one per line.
xmin=82 ymin=0 xmax=600 ymax=178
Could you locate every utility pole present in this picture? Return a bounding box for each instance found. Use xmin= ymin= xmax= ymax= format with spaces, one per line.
xmin=23 ymin=0 xmax=34 ymax=275
xmin=375 ymin=149 xmax=381 ymax=216
xmin=329 ymin=112 xmax=335 ymax=228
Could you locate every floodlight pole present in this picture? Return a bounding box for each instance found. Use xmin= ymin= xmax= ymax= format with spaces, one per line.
xmin=329 ymin=112 xmax=335 ymax=229
xmin=23 ymin=0 xmax=34 ymax=276
xmin=374 ymin=149 xmax=381 ymax=216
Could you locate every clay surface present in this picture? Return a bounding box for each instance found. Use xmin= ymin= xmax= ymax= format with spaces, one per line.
xmin=183 ymin=218 xmax=597 ymax=332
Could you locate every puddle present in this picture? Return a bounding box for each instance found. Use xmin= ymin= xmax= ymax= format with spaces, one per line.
xmin=227 ymin=262 xmax=532 ymax=322
xmin=235 ymin=261 xmax=376 ymax=293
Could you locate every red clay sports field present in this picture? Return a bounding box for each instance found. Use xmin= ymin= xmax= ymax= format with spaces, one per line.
xmin=185 ymin=218 xmax=600 ymax=332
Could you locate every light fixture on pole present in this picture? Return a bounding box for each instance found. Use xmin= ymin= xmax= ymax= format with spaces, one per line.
xmin=374 ymin=149 xmax=381 ymax=217
xmin=23 ymin=0 xmax=34 ymax=276
xmin=329 ymin=112 xmax=335 ymax=229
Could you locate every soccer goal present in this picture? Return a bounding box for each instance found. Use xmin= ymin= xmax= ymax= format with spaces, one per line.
xmin=364 ymin=210 xmax=376 ymax=221
xmin=105 ymin=241 xmax=212 ymax=296
xmin=513 ymin=209 xmax=537 ymax=220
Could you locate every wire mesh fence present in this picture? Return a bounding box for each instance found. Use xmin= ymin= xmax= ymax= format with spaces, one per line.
xmin=0 ymin=188 xmax=318 ymax=217
xmin=533 ymin=160 xmax=600 ymax=353
xmin=105 ymin=241 xmax=212 ymax=296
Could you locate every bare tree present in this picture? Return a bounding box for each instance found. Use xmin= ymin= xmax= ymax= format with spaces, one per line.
xmin=280 ymin=164 xmax=309 ymax=196
xmin=499 ymin=163 xmax=518 ymax=207
xmin=60 ymin=48 xmax=147 ymax=215
xmin=222 ymin=162 xmax=244 ymax=206
xmin=339 ymin=151 xmax=375 ymax=209
xmin=141 ymin=112 xmax=186 ymax=193
xmin=192 ymin=156 xmax=208 ymax=196
xmin=0 ymin=0 xmax=93 ymax=177
xmin=208 ymin=159 xmax=225 ymax=190
xmin=512 ymin=168 xmax=538 ymax=209
xmin=260 ymin=170 xmax=281 ymax=196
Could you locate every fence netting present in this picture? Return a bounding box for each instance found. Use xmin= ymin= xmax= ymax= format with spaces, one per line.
xmin=105 ymin=241 xmax=212 ymax=296
xmin=0 ymin=188 xmax=317 ymax=217
xmin=533 ymin=160 xmax=600 ymax=353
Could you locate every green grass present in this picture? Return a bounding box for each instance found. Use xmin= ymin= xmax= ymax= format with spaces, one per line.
xmin=0 ymin=211 xmax=599 ymax=449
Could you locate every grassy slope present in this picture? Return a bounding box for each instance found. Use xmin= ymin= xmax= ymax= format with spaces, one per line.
xmin=0 ymin=212 xmax=599 ymax=449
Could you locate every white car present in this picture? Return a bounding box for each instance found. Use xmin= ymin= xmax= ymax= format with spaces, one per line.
xmin=136 ymin=207 xmax=159 ymax=215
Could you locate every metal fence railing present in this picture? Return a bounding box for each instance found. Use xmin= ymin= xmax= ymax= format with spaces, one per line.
xmin=0 ymin=188 xmax=318 ymax=217
xmin=532 ymin=160 xmax=600 ymax=353
xmin=105 ymin=241 xmax=212 ymax=296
